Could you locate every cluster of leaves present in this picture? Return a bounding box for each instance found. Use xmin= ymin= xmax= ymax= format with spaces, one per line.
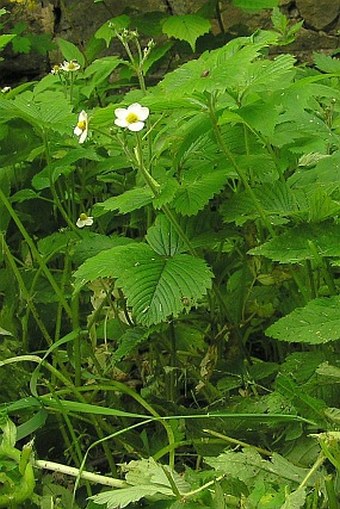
xmin=0 ymin=2 xmax=339 ymax=509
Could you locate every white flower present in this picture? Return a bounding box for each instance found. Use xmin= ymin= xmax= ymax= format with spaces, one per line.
xmin=51 ymin=64 xmax=61 ymax=75
xmin=1 ymin=86 xmax=11 ymax=94
xmin=74 ymin=110 xmax=88 ymax=144
xmin=76 ymin=213 xmax=93 ymax=228
xmin=114 ymin=103 xmax=149 ymax=132
xmin=60 ymin=60 xmax=81 ymax=72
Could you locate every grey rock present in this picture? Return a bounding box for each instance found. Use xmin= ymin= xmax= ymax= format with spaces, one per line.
xmin=296 ymin=0 xmax=340 ymax=30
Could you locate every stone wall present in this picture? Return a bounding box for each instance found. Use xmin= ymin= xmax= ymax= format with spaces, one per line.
xmin=1 ymin=0 xmax=339 ymax=85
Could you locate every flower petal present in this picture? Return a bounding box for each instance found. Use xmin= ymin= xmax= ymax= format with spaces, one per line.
xmin=76 ymin=219 xmax=85 ymax=228
xmin=78 ymin=110 xmax=87 ymax=122
xmin=114 ymin=118 xmax=129 ymax=128
xmin=114 ymin=107 xmax=128 ymax=119
xmin=74 ymin=126 xmax=82 ymax=136
xmin=79 ymin=130 xmax=88 ymax=143
xmin=127 ymin=103 xmax=149 ymax=121
xmin=127 ymin=121 xmax=145 ymax=132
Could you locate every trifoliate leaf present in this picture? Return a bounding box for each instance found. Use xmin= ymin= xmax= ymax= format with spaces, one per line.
xmin=266 ymin=296 xmax=340 ymax=344
xmin=162 ymin=15 xmax=211 ymax=51
xmin=73 ymin=243 xmax=213 ymax=326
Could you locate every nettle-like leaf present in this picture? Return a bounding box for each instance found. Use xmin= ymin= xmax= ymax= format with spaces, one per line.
xmin=0 ymin=90 xmax=74 ymax=134
xmin=267 ymin=295 xmax=340 ymax=344
xmin=162 ymin=15 xmax=211 ymax=51
xmin=159 ymin=35 xmax=270 ymax=96
xmin=74 ymin=243 xmax=213 ymax=326
xmin=221 ymin=181 xmax=298 ymax=226
xmin=173 ymin=163 xmax=228 ymax=216
xmin=313 ymin=52 xmax=340 ymax=74
xmin=249 ymin=224 xmax=340 ymax=263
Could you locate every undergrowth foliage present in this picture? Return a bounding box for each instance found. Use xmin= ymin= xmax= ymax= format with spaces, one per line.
xmin=0 ymin=4 xmax=340 ymax=509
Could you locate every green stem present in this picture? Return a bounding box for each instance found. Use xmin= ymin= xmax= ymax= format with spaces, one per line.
xmin=53 ymin=381 xmax=176 ymax=470
xmin=72 ymin=292 xmax=81 ymax=386
xmin=208 ymin=98 xmax=275 ymax=237
xmin=324 ymin=475 xmax=339 ymax=509
xmin=298 ymin=453 xmax=325 ymax=490
xmin=0 ymin=354 xmax=117 ymax=475
xmin=306 ymin=259 xmax=317 ymax=299
xmin=203 ymin=428 xmax=272 ymax=457
xmin=43 ymin=130 xmax=80 ymax=234
xmin=135 ymin=133 xmax=197 ymax=257
xmin=168 ymin=322 xmax=177 ymax=403
xmin=308 ymin=241 xmax=337 ymax=295
xmin=0 ymin=188 xmax=73 ymax=318
xmin=1 ymin=235 xmax=53 ymax=347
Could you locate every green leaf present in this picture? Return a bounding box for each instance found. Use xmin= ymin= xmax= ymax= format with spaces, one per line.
xmin=0 ymin=90 xmax=74 ymax=134
xmin=91 ymin=485 xmax=164 ymax=509
xmin=275 ymin=375 xmax=327 ymax=424
xmin=73 ymin=243 xmax=213 ymax=326
xmin=94 ymin=15 xmax=130 ymax=47
xmin=82 ymin=56 xmax=122 ymax=97
xmin=221 ymin=181 xmax=297 ymax=226
xmin=266 ymin=296 xmax=340 ymax=344
xmin=249 ymin=224 xmax=340 ymax=263
xmin=10 ymin=189 xmax=40 ymax=203
xmin=16 ymin=410 xmax=47 ymax=441
xmin=11 ymin=35 xmax=31 ymax=54
xmin=173 ymin=164 xmax=227 ymax=216
xmin=142 ymin=42 xmax=173 ymax=74
xmin=56 ymin=37 xmax=85 ymax=67
xmin=32 ymin=147 xmax=102 ymax=190
xmin=0 ymin=34 xmax=15 ymax=51
xmin=313 ymin=52 xmax=340 ymax=74
xmin=205 ymin=448 xmax=314 ymax=487
xmin=232 ymin=0 xmax=279 ymax=10
xmin=162 ymin=15 xmax=211 ymax=51
xmin=112 ymin=327 xmax=149 ymax=363
xmin=96 ymin=187 xmax=153 ymax=214
xmin=146 ymin=214 xmax=185 ymax=256
xmin=125 ymin=458 xmax=190 ymax=494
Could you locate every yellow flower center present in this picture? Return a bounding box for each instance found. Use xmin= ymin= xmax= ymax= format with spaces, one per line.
xmin=79 ymin=213 xmax=88 ymax=220
xmin=68 ymin=61 xmax=77 ymax=70
xmin=126 ymin=112 xmax=139 ymax=124
xmin=77 ymin=120 xmax=86 ymax=131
